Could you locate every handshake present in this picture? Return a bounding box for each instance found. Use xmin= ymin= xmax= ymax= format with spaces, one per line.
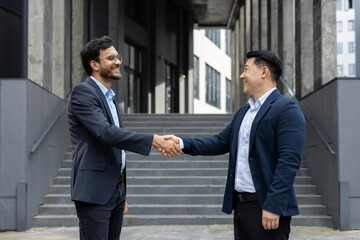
xmin=152 ymin=135 xmax=184 ymax=157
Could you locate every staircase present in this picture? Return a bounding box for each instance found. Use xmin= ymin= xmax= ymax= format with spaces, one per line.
xmin=33 ymin=114 xmax=332 ymax=227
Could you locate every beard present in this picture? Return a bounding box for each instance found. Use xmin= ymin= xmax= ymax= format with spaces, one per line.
xmin=99 ymin=65 xmax=122 ymax=80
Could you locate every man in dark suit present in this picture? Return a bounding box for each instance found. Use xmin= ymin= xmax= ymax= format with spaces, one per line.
xmin=164 ymin=50 xmax=306 ymax=239
xmin=67 ymin=36 xmax=182 ymax=240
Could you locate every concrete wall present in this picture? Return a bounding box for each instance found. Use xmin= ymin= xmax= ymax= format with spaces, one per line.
xmin=300 ymin=78 xmax=360 ymax=230
xmin=0 ymin=79 xmax=69 ymax=230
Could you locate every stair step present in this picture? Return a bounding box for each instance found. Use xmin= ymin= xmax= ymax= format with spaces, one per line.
xmin=39 ymin=204 xmax=75 ymax=215
xmin=126 ymin=194 xmax=224 ymax=205
xmin=54 ymin=176 xmax=71 ymax=185
xmin=44 ymin=194 xmax=72 ymax=204
xmin=126 ymin=153 xmax=229 ymax=161
xmin=127 ymin=185 xmax=225 ymax=195
xmin=126 ymin=160 xmax=228 ymax=168
xmin=291 ymin=215 xmax=333 ymax=226
xmin=127 ymin=176 xmax=227 ymax=185
xmin=123 ymin=214 xmax=232 ymax=225
xmin=33 ymin=215 xmax=78 ymax=227
xmin=127 ymin=168 xmax=228 ymax=177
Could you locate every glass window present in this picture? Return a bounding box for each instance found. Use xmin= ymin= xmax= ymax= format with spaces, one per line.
xmin=226 ymin=30 xmax=231 ymax=56
xmin=337 ymin=65 xmax=344 ymax=76
xmin=205 ymin=29 xmax=221 ymax=47
xmin=349 ymin=42 xmax=355 ymax=53
xmin=205 ymin=64 xmax=221 ymax=108
xmin=337 ymin=21 xmax=342 ymax=32
xmin=193 ymin=55 xmax=199 ymax=99
xmin=349 ymin=64 xmax=356 ymax=75
xmin=337 ymin=43 xmax=343 ymax=54
xmin=226 ymin=78 xmax=231 ymax=112
xmin=124 ymin=42 xmax=142 ymax=113
xmin=348 ymin=0 xmax=353 ymax=9
xmin=337 ymin=0 xmax=342 ymax=10
xmin=348 ymin=20 xmax=355 ymax=31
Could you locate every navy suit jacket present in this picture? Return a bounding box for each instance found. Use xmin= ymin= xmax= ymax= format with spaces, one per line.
xmin=67 ymin=77 xmax=153 ymax=205
xmin=182 ymin=89 xmax=306 ymax=216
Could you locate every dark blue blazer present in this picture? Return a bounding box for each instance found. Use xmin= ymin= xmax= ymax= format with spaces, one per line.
xmin=67 ymin=77 xmax=153 ymax=205
xmin=182 ymin=89 xmax=306 ymax=216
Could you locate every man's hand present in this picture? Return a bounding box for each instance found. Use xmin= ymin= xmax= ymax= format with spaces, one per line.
xmin=262 ymin=209 xmax=280 ymax=230
xmin=157 ymin=135 xmax=183 ymax=157
xmin=152 ymin=135 xmax=184 ymax=157
xmin=124 ymin=201 xmax=128 ymax=214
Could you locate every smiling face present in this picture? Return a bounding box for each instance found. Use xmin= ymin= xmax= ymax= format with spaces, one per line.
xmin=240 ymin=57 xmax=264 ymax=97
xmin=91 ymin=46 xmax=122 ymax=81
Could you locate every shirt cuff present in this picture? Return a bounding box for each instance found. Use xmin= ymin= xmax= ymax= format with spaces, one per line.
xmin=178 ymin=137 xmax=184 ymax=149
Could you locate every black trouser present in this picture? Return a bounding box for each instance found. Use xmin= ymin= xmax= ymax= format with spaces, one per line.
xmin=233 ymin=193 xmax=291 ymax=240
xmin=75 ymin=181 xmax=126 ymax=240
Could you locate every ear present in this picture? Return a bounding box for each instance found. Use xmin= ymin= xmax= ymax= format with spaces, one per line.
xmin=90 ymin=60 xmax=100 ymax=72
xmin=261 ymin=66 xmax=269 ymax=79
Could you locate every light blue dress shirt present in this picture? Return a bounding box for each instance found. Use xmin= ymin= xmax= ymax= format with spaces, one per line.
xmin=90 ymin=76 xmax=126 ymax=173
xmin=234 ymin=87 xmax=277 ymax=193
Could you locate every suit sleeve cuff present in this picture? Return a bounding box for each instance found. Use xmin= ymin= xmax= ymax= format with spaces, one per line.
xmin=178 ymin=137 xmax=184 ymax=149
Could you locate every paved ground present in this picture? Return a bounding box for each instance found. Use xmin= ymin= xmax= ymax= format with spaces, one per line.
xmin=1 ymin=225 xmax=360 ymax=240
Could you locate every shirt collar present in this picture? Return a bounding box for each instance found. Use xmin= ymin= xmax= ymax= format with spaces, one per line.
xmin=90 ymin=76 xmax=115 ymax=101
xmin=248 ymin=87 xmax=277 ymax=110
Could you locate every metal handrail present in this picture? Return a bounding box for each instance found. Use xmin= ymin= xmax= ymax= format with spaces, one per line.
xmin=30 ymin=103 xmax=67 ymax=153
xmin=279 ymin=77 xmax=336 ymax=155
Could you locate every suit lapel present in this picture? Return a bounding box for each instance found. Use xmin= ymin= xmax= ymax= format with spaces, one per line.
xmin=87 ymin=78 xmax=116 ymax=125
xmin=249 ymin=89 xmax=280 ymax=151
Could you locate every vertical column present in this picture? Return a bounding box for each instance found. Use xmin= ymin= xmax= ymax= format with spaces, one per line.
xmin=28 ymin=0 xmax=53 ymax=90
xmin=71 ymin=0 xmax=87 ymax=88
xmin=245 ymin=0 xmax=252 ymax=52
xmin=296 ymin=0 xmax=314 ymax=98
xmin=52 ymin=0 xmax=67 ymax=98
xmin=260 ymin=0 xmax=268 ymax=50
xmin=251 ymin=0 xmax=260 ymax=50
xmin=313 ymin=0 xmax=336 ymax=89
xmin=269 ymin=0 xmax=279 ymax=53
xmin=280 ymin=0 xmax=294 ymax=93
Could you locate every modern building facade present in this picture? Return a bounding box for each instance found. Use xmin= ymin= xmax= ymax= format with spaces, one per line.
xmin=336 ymin=0 xmax=356 ymax=77
xmin=1 ymin=0 xmax=359 ymax=232
xmin=193 ymin=29 xmax=232 ymax=113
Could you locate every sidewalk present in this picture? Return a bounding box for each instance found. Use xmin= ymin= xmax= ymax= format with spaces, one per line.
xmin=1 ymin=225 xmax=360 ymax=240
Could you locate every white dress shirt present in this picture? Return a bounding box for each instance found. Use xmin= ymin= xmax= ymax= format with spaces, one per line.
xmin=234 ymin=87 xmax=277 ymax=192
xmin=90 ymin=76 xmax=126 ymax=173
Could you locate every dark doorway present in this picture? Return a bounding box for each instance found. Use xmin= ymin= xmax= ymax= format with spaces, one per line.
xmin=124 ymin=42 xmax=142 ymax=113
xmin=165 ymin=63 xmax=179 ymax=113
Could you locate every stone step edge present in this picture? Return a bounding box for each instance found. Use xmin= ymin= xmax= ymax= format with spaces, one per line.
xmin=38 ymin=203 xmax=327 ymax=208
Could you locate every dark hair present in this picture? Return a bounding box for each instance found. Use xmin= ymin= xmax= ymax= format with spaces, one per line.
xmin=81 ymin=36 xmax=114 ymax=76
xmin=246 ymin=50 xmax=282 ymax=82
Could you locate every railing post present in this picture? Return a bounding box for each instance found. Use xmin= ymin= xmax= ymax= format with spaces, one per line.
xmin=16 ymin=182 xmax=27 ymax=231
xmin=339 ymin=181 xmax=350 ymax=231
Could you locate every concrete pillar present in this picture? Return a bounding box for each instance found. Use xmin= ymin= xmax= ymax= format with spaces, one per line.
xmin=295 ymin=0 xmax=314 ymax=98
xmin=245 ymin=0 xmax=252 ymax=52
xmin=260 ymin=0 xmax=268 ymax=50
xmin=269 ymin=0 xmax=279 ymax=53
xmin=155 ymin=0 xmax=166 ymax=113
xmin=28 ymin=0 xmax=53 ymax=90
xmin=71 ymin=0 xmax=87 ymax=88
xmin=52 ymin=0 xmax=71 ymax=99
xmin=251 ymin=0 xmax=260 ymax=50
xmin=313 ymin=0 xmax=336 ymax=89
xmin=280 ymin=0 xmax=294 ymax=93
